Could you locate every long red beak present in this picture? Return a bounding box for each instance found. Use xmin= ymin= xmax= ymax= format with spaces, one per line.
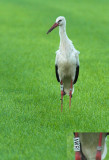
xmin=47 ymin=23 xmax=59 ymax=34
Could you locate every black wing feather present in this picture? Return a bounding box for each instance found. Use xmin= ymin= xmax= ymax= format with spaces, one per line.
xmin=74 ymin=65 xmax=79 ymax=84
xmin=55 ymin=65 xmax=60 ymax=82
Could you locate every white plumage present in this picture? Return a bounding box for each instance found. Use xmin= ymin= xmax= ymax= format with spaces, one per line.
xmin=47 ymin=16 xmax=80 ymax=110
xmin=55 ymin=16 xmax=80 ymax=95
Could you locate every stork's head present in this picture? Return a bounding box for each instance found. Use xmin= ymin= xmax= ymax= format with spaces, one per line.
xmin=47 ymin=16 xmax=66 ymax=34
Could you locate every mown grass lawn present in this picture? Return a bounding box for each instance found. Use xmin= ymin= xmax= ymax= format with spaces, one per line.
xmin=0 ymin=0 xmax=109 ymax=159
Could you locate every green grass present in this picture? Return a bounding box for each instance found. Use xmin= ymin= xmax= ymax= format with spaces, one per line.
xmin=0 ymin=0 xmax=109 ymax=159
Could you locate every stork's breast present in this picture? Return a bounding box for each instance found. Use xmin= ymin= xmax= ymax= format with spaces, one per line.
xmin=57 ymin=54 xmax=76 ymax=79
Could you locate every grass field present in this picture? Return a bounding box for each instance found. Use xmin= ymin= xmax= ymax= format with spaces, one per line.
xmin=0 ymin=0 xmax=109 ymax=159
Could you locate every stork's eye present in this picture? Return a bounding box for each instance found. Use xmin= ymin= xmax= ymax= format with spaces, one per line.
xmin=58 ymin=20 xmax=62 ymax=23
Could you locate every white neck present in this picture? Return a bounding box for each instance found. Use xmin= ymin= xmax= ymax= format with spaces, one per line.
xmin=59 ymin=25 xmax=68 ymax=42
xmin=59 ymin=25 xmax=70 ymax=54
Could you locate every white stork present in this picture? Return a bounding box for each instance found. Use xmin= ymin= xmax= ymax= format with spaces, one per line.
xmin=74 ymin=133 xmax=109 ymax=160
xmin=47 ymin=16 xmax=80 ymax=111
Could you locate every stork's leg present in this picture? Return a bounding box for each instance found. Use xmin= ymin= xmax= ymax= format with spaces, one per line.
xmin=96 ymin=133 xmax=102 ymax=160
xmin=60 ymin=80 xmax=64 ymax=112
xmin=69 ymin=80 xmax=73 ymax=108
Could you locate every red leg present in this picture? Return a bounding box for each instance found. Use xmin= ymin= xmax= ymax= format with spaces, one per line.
xmin=60 ymin=80 xmax=64 ymax=112
xmin=96 ymin=133 xmax=102 ymax=160
xmin=69 ymin=80 xmax=73 ymax=108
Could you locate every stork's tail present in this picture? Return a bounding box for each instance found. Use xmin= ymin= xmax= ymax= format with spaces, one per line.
xmin=64 ymin=85 xmax=74 ymax=95
xmin=62 ymin=77 xmax=74 ymax=95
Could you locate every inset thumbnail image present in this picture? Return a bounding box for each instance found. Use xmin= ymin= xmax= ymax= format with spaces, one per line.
xmin=67 ymin=132 xmax=109 ymax=160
